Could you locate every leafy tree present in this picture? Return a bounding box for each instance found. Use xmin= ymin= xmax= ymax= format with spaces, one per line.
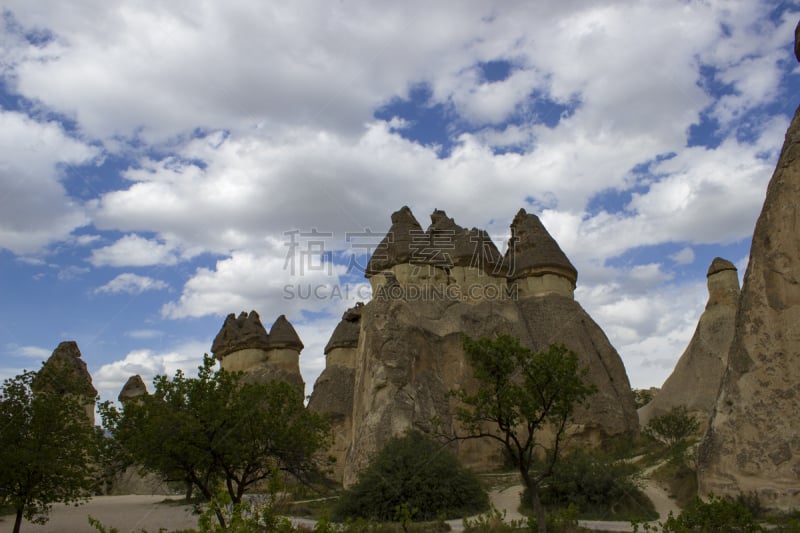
xmin=99 ymin=354 xmax=330 ymax=529
xmin=633 ymin=388 xmax=657 ymax=409
xmin=0 ymin=369 xmax=99 ymax=533
xmin=644 ymin=406 xmax=700 ymax=450
xmin=451 ymin=336 xmax=595 ymax=533
xmin=334 ymin=430 xmax=489 ymax=522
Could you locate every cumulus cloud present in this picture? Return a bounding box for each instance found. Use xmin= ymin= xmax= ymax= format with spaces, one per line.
xmin=0 ymin=110 xmax=97 ymax=254
xmin=1 ymin=1 xmax=797 ymax=391
xmin=161 ymin=247 xmax=364 ymax=321
xmin=92 ymin=341 xmax=209 ymax=403
xmin=670 ymin=247 xmax=695 ymax=265
xmin=95 ymin=273 xmax=168 ymax=295
xmin=89 ymin=234 xmax=180 ymax=267
xmin=9 ymin=345 xmax=51 ymax=360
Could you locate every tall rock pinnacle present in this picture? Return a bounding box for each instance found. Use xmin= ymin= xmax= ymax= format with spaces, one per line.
xmin=638 ymin=258 xmax=739 ymax=428
xmin=697 ymin=38 xmax=800 ymax=507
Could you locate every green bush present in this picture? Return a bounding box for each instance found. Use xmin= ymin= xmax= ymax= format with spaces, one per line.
xmin=644 ymin=406 xmax=700 ymax=450
xmin=635 ymin=495 xmax=764 ymax=532
xmin=523 ymin=449 xmax=656 ymax=521
xmin=334 ymin=431 xmax=488 ymax=522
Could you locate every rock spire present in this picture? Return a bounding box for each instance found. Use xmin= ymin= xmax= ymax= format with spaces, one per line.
xmin=697 ymin=43 xmax=800 ymax=508
xmin=638 ymin=258 xmax=739 ymax=428
xmin=31 ymin=341 xmax=97 ymax=425
xmin=118 ymin=375 xmax=148 ymax=402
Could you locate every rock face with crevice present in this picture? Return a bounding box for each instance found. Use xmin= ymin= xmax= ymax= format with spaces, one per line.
xmin=638 ymin=258 xmax=739 ymax=430
xmin=310 ymin=206 xmax=639 ymax=486
xmin=210 ymin=311 xmax=305 ymax=392
xmin=698 ymin=39 xmax=800 ymax=509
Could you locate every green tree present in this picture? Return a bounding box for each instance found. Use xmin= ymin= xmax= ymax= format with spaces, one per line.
xmin=99 ymin=354 xmax=330 ymax=529
xmin=334 ymin=430 xmax=489 ymax=522
xmin=644 ymin=406 xmax=700 ymax=450
xmin=0 ymin=370 xmax=99 ymax=533
xmin=633 ymin=388 xmax=656 ymax=409
xmin=451 ymin=336 xmax=595 ymax=533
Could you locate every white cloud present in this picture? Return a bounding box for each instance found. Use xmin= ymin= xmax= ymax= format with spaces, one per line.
xmin=125 ymin=329 xmax=165 ymax=340
xmin=95 ymin=273 xmax=168 ymax=295
xmin=670 ymin=247 xmax=695 ymax=265
xmin=10 ymin=345 xmax=51 ymax=360
xmin=89 ymin=234 xmax=179 ymax=267
xmin=1 ymin=1 xmax=797 ymax=394
xmin=161 ymin=247 xmax=363 ymax=321
xmin=92 ymin=341 xmax=209 ymax=404
xmin=0 ymin=110 xmax=97 ymax=254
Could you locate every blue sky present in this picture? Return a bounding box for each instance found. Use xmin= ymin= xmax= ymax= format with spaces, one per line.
xmin=1 ymin=1 xmax=799 ymax=405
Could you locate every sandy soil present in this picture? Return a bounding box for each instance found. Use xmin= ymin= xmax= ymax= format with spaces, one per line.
xmin=4 ymin=465 xmax=681 ymax=533
xmin=6 ymin=495 xmax=198 ymax=533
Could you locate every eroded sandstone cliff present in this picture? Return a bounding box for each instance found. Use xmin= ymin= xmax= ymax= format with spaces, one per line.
xmin=697 ymin=50 xmax=800 ymax=508
xmin=310 ymin=207 xmax=638 ymax=486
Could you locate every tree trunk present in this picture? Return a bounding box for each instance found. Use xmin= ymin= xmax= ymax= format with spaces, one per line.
xmin=13 ymin=508 xmax=23 ymax=533
xmin=530 ymin=484 xmax=546 ymax=533
xmin=184 ymin=481 xmax=193 ymax=502
xmin=213 ymin=505 xmax=227 ymax=531
xmin=520 ymin=468 xmax=546 ymax=533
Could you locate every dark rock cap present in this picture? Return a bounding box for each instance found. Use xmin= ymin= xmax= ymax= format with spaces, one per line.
xmin=211 ymin=311 xmax=271 ymax=359
xmin=504 ymin=209 xmax=577 ymax=284
xmin=324 ymin=303 xmax=364 ymax=354
xmin=366 ymin=206 xmax=427 ymax=276
xmin=427 ymin=210 xmax=503 ymax=271
xmin=707 ymin=257 xmax=737 ymax=277
xmin=795 ymin=18 xmax=799 ymax=63
xmin=32 ymin=341 xmax=97 ymax=397
xmin=268 ymin=314 xmax=304 ymax=351
xmin=118 ymin=374 xmax=148 ymax=402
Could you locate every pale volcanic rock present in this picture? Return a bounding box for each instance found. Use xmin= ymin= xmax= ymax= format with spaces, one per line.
xmin=308 ymin=304 xmax=363 ymax=482
xmin=332 ymin=206 xmax=638 ymax=486
xmin=697 ymin=85 xmax=800 ymax=508
xmin=118 ymin=375 xmax=148 ymax=402
xmin=32 ymin=341 xmax=97 ymax=425
xmin=210 ymin=311 xmax=305 ymax=393
xmin=638 ymin=258 xmax=739 ymax=429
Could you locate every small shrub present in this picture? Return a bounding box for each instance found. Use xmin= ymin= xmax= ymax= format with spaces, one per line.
xmin=523 ymin=449 xmax=657 ymax=521
xmin=334 ymin=431 xmax=488 ymax=522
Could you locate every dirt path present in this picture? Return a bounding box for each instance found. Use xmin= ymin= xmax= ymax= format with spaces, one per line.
xmin=7 ymin=495 xmax=198 ymax=533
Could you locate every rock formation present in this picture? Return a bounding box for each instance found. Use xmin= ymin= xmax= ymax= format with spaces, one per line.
xmin=697 ymin=34 xmax=800 ymax=509
xmin=110 ymin=376 xmax=171 ymax=496
xmin=211 ymin=311 xmax=305 ymax=392
xmin=118 ymin=374 xmax=148 ymax=402
xmin=505 ymin=208 xmax=577 ymax=299
xmin=638 ymin=258 xmax=739 ymax=429
xmin=32 ymin=340 xmax=97 ymax=425
xmin=795 ymin=18 xmax=800 ymax=62
xmin=307 ymin=303 xmax=363 ymax=482
xmin=310 ymin=207 xmax=639 ymax=486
